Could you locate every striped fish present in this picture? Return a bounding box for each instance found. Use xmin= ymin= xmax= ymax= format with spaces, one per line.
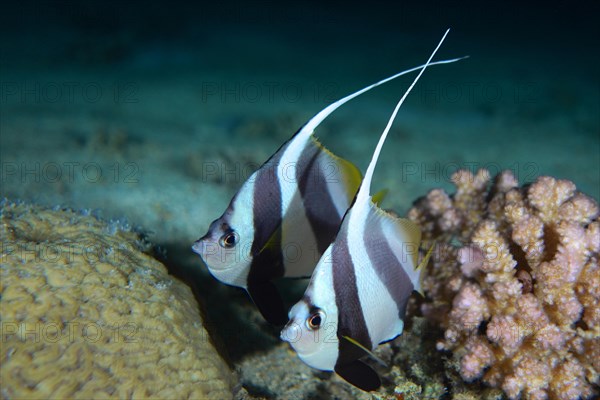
xmin=280 ymin=30 xmax=451 ymax=390
xmin=192 ymin=51 xmax=463 ymax=326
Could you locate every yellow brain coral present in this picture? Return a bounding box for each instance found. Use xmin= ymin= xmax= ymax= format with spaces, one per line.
xmin=409 ymin=170 xmax=599 ymax=400
xmin=0 ymin=202 xmax=234 ymax=399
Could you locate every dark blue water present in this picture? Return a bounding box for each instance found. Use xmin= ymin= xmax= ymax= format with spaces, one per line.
xmin=1 ymin=2 xmax=598 ymax=398
xmin=1 ymin=0 xmax=598 ymax=228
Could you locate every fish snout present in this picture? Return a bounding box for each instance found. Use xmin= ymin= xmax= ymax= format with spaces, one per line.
xmin=191 ymin=231 xmax=216 ymax=255
xmin=191 ymin=239 xmax=205 ymax=255
xmin=280 ymin=319 xmax=302 ymax=343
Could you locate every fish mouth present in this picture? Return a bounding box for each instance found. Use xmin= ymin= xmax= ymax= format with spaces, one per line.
xmin=280 ymin=325 xmax=322 ymax=360
xmin=191 ymin=239 xmax=220 ymax=268
xmin=280 ymin=320 xmax=312 ymax=351
xmin=191 ymin=232 xmax=214 ymax=254
xmin=191 ymin=239 xmax=204 ymax=255
xmin=280 ymin=319 xmax=296 ymax=341
xmin=191 ymin=238 xmax=243 ymax=273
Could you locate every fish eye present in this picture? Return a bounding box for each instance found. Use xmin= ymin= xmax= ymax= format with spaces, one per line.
xmin=306 ymin=310 xmax=324 ymax=331
xmin=219 ymin=230 xmax=238 ymax=248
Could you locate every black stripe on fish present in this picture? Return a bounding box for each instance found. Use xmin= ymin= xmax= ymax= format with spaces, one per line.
xmin=247 ymin=241 xmax=286 ymax=325
xmin=247 ymin=151 xmax=287 ymax=325
xmin=297 ymin=143 xmax=344 ymax=255
xmin=363 ymin=218 xmax=414 ymax=320
xmin=251 ymin=160 xmax=283 ymax=255
xmin=331 ymin=232 xmax=373 ymax=367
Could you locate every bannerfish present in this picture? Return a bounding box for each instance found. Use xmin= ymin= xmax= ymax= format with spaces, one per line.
xmin=280 ymin=30 xmax=451 ymax=390
xmin=192 ymin=48 xmax=463 ymax=325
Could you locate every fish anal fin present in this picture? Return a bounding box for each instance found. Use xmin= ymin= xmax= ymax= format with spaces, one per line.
xmin=247 ymin=279 xmax=287 ymax=326
xmin=335 ymin=360 xmax=381 ymax=392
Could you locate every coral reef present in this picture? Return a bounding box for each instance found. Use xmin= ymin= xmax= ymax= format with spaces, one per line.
xmin=230 ymin=309 xmax=495 ymax=400
xmin=0 ymin=201 xmax=234 ymax=399
xmin=408 ymin=170 xmax=599 ymax=399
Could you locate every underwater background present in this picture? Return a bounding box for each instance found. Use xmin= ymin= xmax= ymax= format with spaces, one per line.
xmin=1 ymin=1 xmax=599 ymax=398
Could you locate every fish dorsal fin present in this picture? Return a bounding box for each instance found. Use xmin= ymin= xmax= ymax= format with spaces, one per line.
xmin=355 ymin=29 xmax=451 ymax=207
xmin=261 ymin=41 xmax=463 ymax=263
xmin=293 ymin=53 xmax=468 ymax=147
xmin=345 ymin=30 xmax=451 ymax=296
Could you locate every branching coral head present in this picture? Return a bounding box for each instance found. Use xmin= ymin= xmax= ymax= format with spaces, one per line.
xmin=410 ymin=169 xmax=599 ymax=400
